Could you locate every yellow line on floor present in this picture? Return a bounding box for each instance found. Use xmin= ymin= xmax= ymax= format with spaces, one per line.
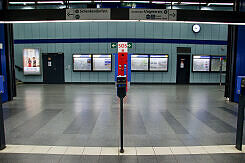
xmin=0 ymin=145 xmax=244 ymax=155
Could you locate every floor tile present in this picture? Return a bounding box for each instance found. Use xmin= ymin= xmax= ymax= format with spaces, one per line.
xmin=119 ymin=156 xmax=138 ymax=163
xmin=65 ymin=147 xmax=84 ymax=155
xmin=119 ymin=147 xmax=137 ymax=155
xmin=186 ymin=146 xmax=208 ymax=154
xmin=83 ymin=147 xmax=101 ymax=155
xmin=136 ymin=147 xmax=155 ymax=155
xmin=153 ymin=147 xmax=172 ymax=155
xmin=81 ymin=155 xmax=100 ymax=163
xmin=14 ymin=145 xmax=34 ymax=153
xmin=30 ymin=146 xmax=52 ymax=154
xmin=47 ymin=146 xmax=68 ymax=155
xmin=218 ymin=145 xmax=241 ymax=153
xmin=174 ymin=155 xmax=197 ymax=163
xmin=170 ymin=147 xmax=191 ymax=155
xmin=137 ymin=156 xmax=157 ymax=163
xmin=0 ymin=145 xmax=18 ymax=153
xmin=59 ymin=155 xmax=82 ymax=163
xmin=202 ymin=146 xmax=224 ymax=154
xmin=156 ymin=155 xmax=177 ymax=163
xmin=100 ymin=147 xmax=118 ymax=155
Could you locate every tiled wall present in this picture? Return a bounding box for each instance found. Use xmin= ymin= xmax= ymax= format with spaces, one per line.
xmin=13 ymin=22 xmax=228 ymax=83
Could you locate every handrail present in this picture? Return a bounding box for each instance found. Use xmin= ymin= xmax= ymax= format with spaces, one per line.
xmin=15 ymin=65 xmax=23 ymax=71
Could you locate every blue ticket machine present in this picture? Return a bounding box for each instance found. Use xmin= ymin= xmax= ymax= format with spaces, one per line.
xmin=236 ymin=76 xmax=245 ymax=151
xmin=236 ymin=76 xmax=245 ymax=95
xmin=0 ymin=75 xmax=6 ymax=150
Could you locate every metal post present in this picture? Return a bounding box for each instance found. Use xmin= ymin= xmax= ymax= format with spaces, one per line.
xmin=120 ymin=97 xmax=124 ymax=153
xmin=220 ymin=62 xmax=222 ymax=86
xmin=235 ymin=96 xmax=245 ymax=151
xmin=0 ymin=95 xmax=6 ymax=150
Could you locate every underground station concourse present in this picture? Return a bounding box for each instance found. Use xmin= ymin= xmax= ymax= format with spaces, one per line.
xmin=1 ymin=0 xmax=245 ymax=162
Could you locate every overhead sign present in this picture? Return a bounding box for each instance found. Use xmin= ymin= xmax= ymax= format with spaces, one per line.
xmin=118 ymin=42 xmax=128 ymax=53
xmin=112 ymin=42 xmax=132 ymax=49
xmin=0 ymin=43 xmax=2 ymax=49
xmin=111 ymin=42 xmax=117 ymax=48
xmin=66 ymin=8 xmax=111 ymax=20
xmin=127 ymin=42 xmax=132 ymax=48
xmin=129 ymin=9 xmax=177 ymax=21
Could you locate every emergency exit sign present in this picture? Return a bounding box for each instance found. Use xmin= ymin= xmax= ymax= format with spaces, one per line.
xmin=111 ymin=42 xmax=117 ymax=48
xmin=127 ymin=42 xmax=132 ymax=48
xmin=111 ymin=42 xmax=132 ymax=49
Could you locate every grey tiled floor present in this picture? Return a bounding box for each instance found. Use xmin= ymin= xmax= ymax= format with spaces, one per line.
xmin=2 ymin=84 xmax=242 ymax=147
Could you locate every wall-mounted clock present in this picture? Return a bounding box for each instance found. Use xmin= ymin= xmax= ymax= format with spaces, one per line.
xmin=192 ymin=24 xmax=201 ymax=33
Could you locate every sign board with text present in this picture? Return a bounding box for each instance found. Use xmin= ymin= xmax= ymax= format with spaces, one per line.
xmin=127 ymin=42 xmax=132 ymax=48
xmin=129 ymin=9 xmax=177 ymax=21
xmin=118 ymin=42 xmax=128 ymax=53
xmin=66 ymin=8 xmax=111 ymax=20
xmin=111 ymin=42 xmax=117 ymax=48
xmin=111 ymin=42 xmax=132 ymax=49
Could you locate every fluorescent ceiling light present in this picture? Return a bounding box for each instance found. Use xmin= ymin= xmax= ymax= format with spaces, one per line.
xmin=69 ymin=1 xmax=91 ymax=3
xmin=208 ymin=3 xmax=234 ymax=6
xmin=181 ymin=2 xmax=207 ymax=5
xmin=152 ymin=1 xmax=171 ymax=4
xmin=22 ymin=6 xmax=35 ymax=9
xmin=124 ymin=1 xmax=149 ymax=3
xmin=37 ymin=1 xmax=64 ymax=4
xmin=94 ymin=1 xmax=120 ymax=3
xmin=9 ymin=2 xmax=35 ymax=5
xmin=172 ymin=2 xmax=206 ymax=5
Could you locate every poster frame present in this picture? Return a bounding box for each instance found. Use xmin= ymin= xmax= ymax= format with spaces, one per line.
xmin=149 ymin=54 xmax=169 ymax=72
xmin=23 ymin=48 xmax=41 ymax=76
xmin=92 ymin=54 xmax=112 ymax=72
xmin=72 ymin=54 xmax=92 ymax=72
xmin=192 ymin=55 xmax=211 ymax=72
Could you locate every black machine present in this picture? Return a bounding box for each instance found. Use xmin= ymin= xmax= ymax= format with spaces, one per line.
xmin=236 ymin=77 xmax=245 ymax=150
xmin=116 ymin=75 xmax=127 ymax=153
xmin=117 ymin=76 xmax=127 ymax=98
xmin=241 ymin=78 xmax=245 ymax=95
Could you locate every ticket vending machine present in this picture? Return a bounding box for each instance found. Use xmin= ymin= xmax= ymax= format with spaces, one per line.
xmin=236 ymin=76 xmax=245 ymax=150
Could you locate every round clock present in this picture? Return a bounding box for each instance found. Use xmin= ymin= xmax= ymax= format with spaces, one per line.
xmin=192 ymin=24 xmax=201 ymax=33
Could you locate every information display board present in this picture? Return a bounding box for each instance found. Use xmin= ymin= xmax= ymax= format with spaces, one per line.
xmin=150 ymin=55 xmax=168 ymax=71
xmin=222 ymin=57 xmax=227 ymax=72
xmin=131 ymin=55 xmax=148 ymax=71
xmin=211 ymin=56 xmax=222 ymax=72
xmin=93 ymin=54 xmax=112 ymax=71
xmin=192 ymin=56 xmax=210 ymax=72
xmin=23 ymin=48 xmax=41 ymax=75
xmin=73 ymin=54 xmax=92 ymax=71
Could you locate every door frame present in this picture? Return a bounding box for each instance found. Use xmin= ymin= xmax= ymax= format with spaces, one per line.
xmin=42 ymin=53 xmax=65 ymax=84
xmin=176 ymin=54 xmax=191 ymax=84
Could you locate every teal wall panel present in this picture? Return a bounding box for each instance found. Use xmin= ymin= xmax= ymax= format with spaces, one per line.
xmin=13 ymin=22 xmax=228 ymax=84
xmin=126 ymin=22 xmax=136 ymax=38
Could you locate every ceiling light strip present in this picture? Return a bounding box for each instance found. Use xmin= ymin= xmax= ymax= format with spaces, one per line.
xmin=1 ymin=19 xmax=245 ymax=26
xmin=37 ymin=1 xmax=64 ymax=4
xmin=9 ymin=2 xmax=35 ymax=5
xmin=208 ymin=3 xmax=234 ymax=6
